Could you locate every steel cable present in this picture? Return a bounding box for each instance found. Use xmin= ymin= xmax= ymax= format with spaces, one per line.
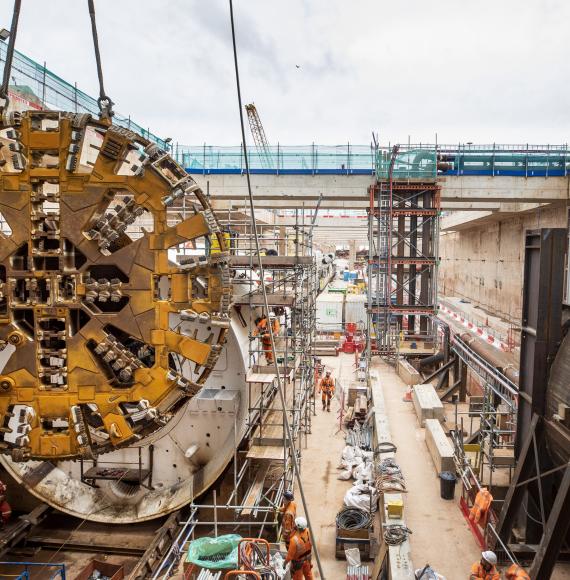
xmin=375 ymin=457 xmax=407 ymax=494
xmin=0 ymin=0 xmax=22 ymax=102
xmin=87 ymin=0 xmax=114 ymax=118
xmin=227 ymin=1 xmax=324 ymax=577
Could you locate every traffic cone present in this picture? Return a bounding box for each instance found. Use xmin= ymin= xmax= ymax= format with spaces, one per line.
xmin=403 ymin=386 xmax=413 ymax=402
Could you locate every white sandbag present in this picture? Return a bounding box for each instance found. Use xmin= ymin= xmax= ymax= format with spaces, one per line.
xmin=344 ymin=483 xmax=378 ymax=511
xmin=342 ymin=445 xmax=356 ymax=461
xmin=345 ymin=547 xmax=361 ymax=567
xmin=352 ymin=461 xmax=373 ymax=482
xmin=338 ymin=469 xmax=353 ymax=480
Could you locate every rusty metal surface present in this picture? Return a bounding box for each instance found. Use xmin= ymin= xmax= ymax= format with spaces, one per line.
xmin=0 ymin=110 xmax=231 ymax=461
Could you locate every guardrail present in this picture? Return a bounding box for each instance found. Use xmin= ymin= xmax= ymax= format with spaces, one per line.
xmin=451 ymin=335 xmax=518 ymax=410
xmin=175 ymin=144 xmax=375 ymax=175
xmin=2 ymin=44 xmax=567 ymax=179
xmin=176 ymin=143 xmax=570 ymax=177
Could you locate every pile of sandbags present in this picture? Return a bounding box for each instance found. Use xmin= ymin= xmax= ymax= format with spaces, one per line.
xmin=337 ymin=445 xmax=378 ymax=512
xmin=337 ymin=445 xmax=373 ymax=481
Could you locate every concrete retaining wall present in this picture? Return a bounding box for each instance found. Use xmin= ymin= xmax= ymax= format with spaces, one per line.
xmin=438 ymin=203 xmax=567 ymax=323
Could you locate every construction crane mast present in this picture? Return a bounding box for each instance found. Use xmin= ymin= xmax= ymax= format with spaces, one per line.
xmin=245 ymin=103 xmax=274 ymax=169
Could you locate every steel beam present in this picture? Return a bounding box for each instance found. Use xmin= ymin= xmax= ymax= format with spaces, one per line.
xmin=516 ymin=229 xmax=566 ymax=457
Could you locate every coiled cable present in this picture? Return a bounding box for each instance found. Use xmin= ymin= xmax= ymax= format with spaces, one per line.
xmin=375 ymin=457 xmax=407 ymax=494
xmin=383 ymin=524 xmax=412 ymax=546
xmin=336 ymin=507 xmax=372 ymax=530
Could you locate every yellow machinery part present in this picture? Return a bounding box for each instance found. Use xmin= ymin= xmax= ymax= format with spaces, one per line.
xmin=0 ymin=110 xmax=231 ymax=461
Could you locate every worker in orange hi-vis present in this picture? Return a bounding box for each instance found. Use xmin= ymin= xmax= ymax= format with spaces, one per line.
xmin=470 ymin=551 xmax=500 ymax=580
xmin=318 ymin=370 xmax=335 ymax=412
xmin=277 ymin=490 xmax=297 ymax=549
xmin=285 ymin=517 xmax=313 ymax=580
xmin=253 ymin=313 xmax=279 ymax=365
xmin=505 ymin=563 xmax=531 ymax=579
xmin=469 ymin=488 xmax=493 ymax=527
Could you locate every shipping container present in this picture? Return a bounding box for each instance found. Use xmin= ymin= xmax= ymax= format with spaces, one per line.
xmin=316 ymin=293 xmax=344 ymax=331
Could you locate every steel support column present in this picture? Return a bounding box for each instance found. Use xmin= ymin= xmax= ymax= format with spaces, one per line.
xmin=516 ymin=228 xmax=566 ymax=457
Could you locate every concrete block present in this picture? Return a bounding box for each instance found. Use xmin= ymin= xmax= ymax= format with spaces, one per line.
xmin=412 ymin=384 xmax=445 ymax=426
xmin=425 ymin=418 xmax=455 ymax=474
xmin=397 ymin=358 xmax=421 ymax=386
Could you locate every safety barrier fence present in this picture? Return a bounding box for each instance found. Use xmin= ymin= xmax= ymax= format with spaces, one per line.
xmin=4 ymin=44 xmax=569 ymax=179
xmin=176 ymin=143 xmax=570 ymax=178
xmin=175 ymin=143 xmax=375 ymax=175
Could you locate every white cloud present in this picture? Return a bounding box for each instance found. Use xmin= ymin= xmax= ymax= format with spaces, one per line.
xmin=1 ymin=0 xmax=568 ymax=146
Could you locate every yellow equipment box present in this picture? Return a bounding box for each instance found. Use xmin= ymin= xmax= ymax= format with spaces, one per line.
xmin=387 ymin=499 xmax=404 ymax=519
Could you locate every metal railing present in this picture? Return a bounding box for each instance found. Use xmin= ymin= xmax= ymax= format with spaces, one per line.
xmin=0 ymin=562 xmax=66 ymax=579
xmin=5 ymin=42 xmax=568 ymax=179
xmin=175 ymin=143 xmax=375 ymax=174
xmin=176 ymin=143 xmax=570 ymax=177
xmin=452 ymin=335 xmax=518 ymax=409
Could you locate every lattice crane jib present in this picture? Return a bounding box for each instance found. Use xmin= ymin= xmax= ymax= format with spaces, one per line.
xmin=0 ymin=109 xmax=232 ymax=462
xmin=245 ymin=103 xmax=273 ymax=169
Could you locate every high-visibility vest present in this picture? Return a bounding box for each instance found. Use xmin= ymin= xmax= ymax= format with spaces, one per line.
xmin=287 ymin=529 xmax=312 ymax=562
xmin=319 ymin=378 xmax=334 ymax=394
xmin=281 ymin=500 xmax=297 ymax=536
xmin=470 ymin=562 xmax=500 ymax=580
xmin=506 ymin=564 xmax=531 ymax=579
xmin=469 ymin=488 xmax=493 ymax=526
xmin=254 ymin=318 xmax=279 ymax=336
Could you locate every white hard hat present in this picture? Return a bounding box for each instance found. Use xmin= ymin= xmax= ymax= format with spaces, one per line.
xmin=268 ymin=312 xmax=276 ymax=319
xmin=295 ymin=516 xmax=307 ymax=530
xmin=481 ymin=551 xmax=497 ymax=565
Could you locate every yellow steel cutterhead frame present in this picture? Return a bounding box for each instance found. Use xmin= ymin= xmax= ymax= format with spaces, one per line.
xmin=0 ymin=109 xmax=231 ymax=461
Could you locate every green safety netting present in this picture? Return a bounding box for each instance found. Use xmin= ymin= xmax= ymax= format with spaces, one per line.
xmin=177 ymin=144 xmax=375 ymax=171
xmin=0 ymin=41 xmax=168 ymax=148
xmin=376 ymin=148 xmax=437 ymax=180
xmin=185 ymin=534 xmax=242 ymax=570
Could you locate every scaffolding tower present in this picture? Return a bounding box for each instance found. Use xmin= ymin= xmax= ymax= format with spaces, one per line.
xmin=165 ymin=198 xmax=320 ymax=540
xmin=367 ymin=146 xmax=441 ymax=358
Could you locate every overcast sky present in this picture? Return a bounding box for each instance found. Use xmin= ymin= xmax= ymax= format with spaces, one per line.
xmin=1 ymin=0 xmax=568 ymax=146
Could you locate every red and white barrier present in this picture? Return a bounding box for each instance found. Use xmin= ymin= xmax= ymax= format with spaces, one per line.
xmin=438 ymin=304 xmax=510 ymax=352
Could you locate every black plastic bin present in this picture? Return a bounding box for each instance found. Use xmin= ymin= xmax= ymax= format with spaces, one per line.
xmin=439 ymin=471 xmax=456 ymax=500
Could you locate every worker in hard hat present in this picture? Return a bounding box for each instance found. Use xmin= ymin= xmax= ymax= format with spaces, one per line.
xmin=253 ymin=313 xmax=279 ymax=365
xmin=277 ymin=490 xmax=297 ymax=549
xmin=318 ymin=370 xmax=335 ymax=412
xmin=285 ymin=516 xmax=313 ymax=580
xmin=505 ymin=563 xmax=531 ymax=579
xmin=470 ymin=551 xmax=500 ymax=580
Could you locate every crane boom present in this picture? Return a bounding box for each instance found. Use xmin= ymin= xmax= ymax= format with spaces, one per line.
xmin=245 ymin=103 xmax=273 ymax=169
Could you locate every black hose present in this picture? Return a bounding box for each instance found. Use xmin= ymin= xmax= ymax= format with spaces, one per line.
xmin=336 ymin=507 xmax=371 ymax=530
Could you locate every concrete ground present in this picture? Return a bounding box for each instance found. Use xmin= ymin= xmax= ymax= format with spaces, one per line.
xmin=298 ymin=352 xmax=357 ymax=579
xmin=373 ymin=357 xmax=481 ymax=578
xmin=299 ymin=352 xmax=483 ymax=578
